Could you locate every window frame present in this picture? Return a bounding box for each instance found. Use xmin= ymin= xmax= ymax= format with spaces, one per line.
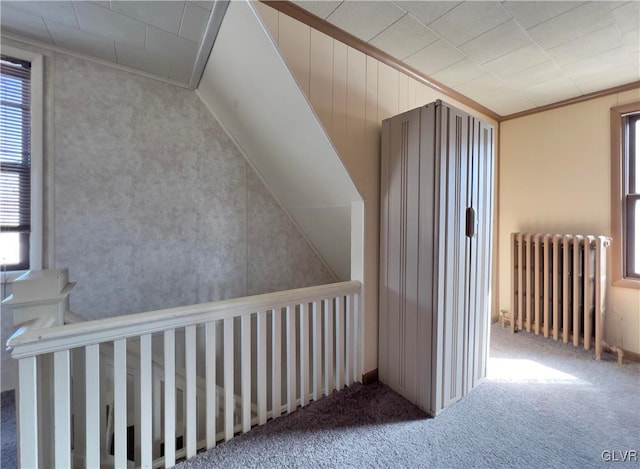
xmin=0 ymin=45 xmax=43 ymax=281
xmin=611 ymin=101 xmax=640 ymax=288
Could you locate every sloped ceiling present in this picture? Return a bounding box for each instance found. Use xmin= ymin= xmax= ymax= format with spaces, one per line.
xmin=197 ymin=0 xmax=361 ymax=280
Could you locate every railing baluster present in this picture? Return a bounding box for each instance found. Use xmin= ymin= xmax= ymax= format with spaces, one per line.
xmin=205 ymin=320 xmax=216 ymax=449
xmin=18 ymin=357 xmax=38 ymax=469
xmin=185 ymin=325 xmax=197 ymax=457
xmin=335 ymin=296 xmax=344 ymax=391
xmin=324 ymin=298 xmax=334 ymax=396
xmin=299 ymin=302 xmax=309 ymax=407
xmin=85 ymin=344 xmax=100 ymax=468
xmin=312 ymin=300 xmax=321 ymax=401
xmin=113 ymin=339 xmax=127 ymax=469
xmin=345 ymin=294 xmax=353 ymax=387
xmin=54 ymin=350 xmax=71 ymax=468
xmin=257 ymin=311 xmax=267 ymax=424
xmin=241 ymin=314 xmax=251 ymax=432
xmin=140 ymin=335 xmax=152 ymax=468
xmin=272 ymin=308 xmax=282 ymax=418
xmin=353 ymin=292 xmax=360 ymax=382
xmin=164 ymin=329 xmax=176 ymax=467
xmin=224 ymin=317 xmax=234 ymax=441
xmin=286 ymin=305 xmax=297 ymax=413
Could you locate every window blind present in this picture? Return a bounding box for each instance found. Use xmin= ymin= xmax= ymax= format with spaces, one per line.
xmin=1 ymin=55 xmax=31 ymax=270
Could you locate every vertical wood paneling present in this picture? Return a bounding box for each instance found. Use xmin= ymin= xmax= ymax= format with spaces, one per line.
xmin=139 ymin=335 xmax=153 ymax=468
xmin=205 ymin=321 xmax=216 ymax=448
xmin=378 ymin=63 xmax=399 ymax=122
xmin=223 ymin=317 xmax=234 ymax=441
xmin=310 ymin=29 xmax=334 ymax=133
xmin=278 ymin=14 xmax=311 ymax=96
xmin=346 ymin=46 xmax=367 ymax=190
xmin=85 ymin=344 xmax=100 ymax=469
xmin=333 ymin=41 xmax=348 ymax=158
xmin=164 ymin=330 xmax=176 ymax=467
xmin=185 ymin=325 xmax=197 ymax=456
xmin=113 ymin=340 xmax=127 ymax=469
xmin=18 ymin=357 xmax=38 ymax=469
xmin=299 ymin=303 xmax=310 ymax=406
xmin=257 ymin=311 xmax=268 ymax=424
xmin=241 ymin=315 xmax=251 ymax=432
xmin=54 ymin=350 xmax=71 ymax=469
xmin=253 ymin=1 xmax=279 ymax=42
xmin=398 ymin=73 xmax=409 ymax=113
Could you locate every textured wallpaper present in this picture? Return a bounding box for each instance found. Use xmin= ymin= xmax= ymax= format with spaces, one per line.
xmin=53 ymin=53 xmax=335 ymax=320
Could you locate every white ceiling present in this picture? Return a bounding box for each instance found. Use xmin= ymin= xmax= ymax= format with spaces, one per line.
xmin=0 ymin=1 xmax=638 ymax=116
xmin=0 ymin=0 xmax=218 ymax=87
xmin=294 ymin=0 xmax=640 ymax=116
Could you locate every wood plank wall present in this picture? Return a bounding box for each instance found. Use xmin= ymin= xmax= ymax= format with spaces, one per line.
xmin=254 ymin=1 xmax=498 ymax=375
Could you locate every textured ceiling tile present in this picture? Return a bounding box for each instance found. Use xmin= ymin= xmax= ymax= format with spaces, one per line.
xmin=546 ymin=24 xmax=624 ymax=66
xmin=502 ymin=1 xmax=583 ymax=29
xmin=404 ymin=39 xmax=465 ymax=75
xmin=427 ymin=2 xmax=511 ymax=46
xmin=326 ymin=1 xmax=405 ymax=42
xmin=488 ymin=93 xmax=538 ymax=116
xmin=572 ymin=63 xmax=639 ymax=94
xmin=115 ymin=42 xmax=172 ymax=78
xmin=622 ymin=30 xmax=639 ymax=51
xmin=430 ymin=58 xmax=486 ymax=87
xmin=501 ymin=61 xmax=564 ymax=89
xmin=454 ymin=73 xmax=507 ymax=99
xmin=561 ymin=47 xmax=638 ymax=79
xmin=74 ymin=1 xmax=146 ymax=47
xmin=0 ymin=4 xmax=53 ymax=43
xmin=179 ymin=2 xmax=210 ymax=43
xmin=292 ymin=1 xmax=343 ymax=19
xmin=483 ymin=43 xmax=549 ymax=78
xmin=47 ymin=19 xmax=116 ymax=62
xmin=146 ymin=25 xmax=199 ymax=66
xmin=4 ymin=1 xmax=79 ymax=28
xmin=611 ymin=2 xmax=640 ymax=34
xmin=393 ymin=1 xmax=461 ymax=26
xmin=522 ymin=76 xmax=582 ymax=107
xmin=527 ymin=2 xmax=616 ymax=50
xmin=369 ymin=15 xmax=438 ymax=59
xmin=459 ymin=20 xmax=531 ymax=64
xmin=110 ymin=1 xmax=185 ymax=34
xmin=191 ymin=0 xmax=213 ymax=12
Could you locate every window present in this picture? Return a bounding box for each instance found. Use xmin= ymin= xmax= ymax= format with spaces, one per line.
xmin=611 ymin=102 xmax=640 ymax=286
xmin=0 ymin=47 xmax=43 ymax=276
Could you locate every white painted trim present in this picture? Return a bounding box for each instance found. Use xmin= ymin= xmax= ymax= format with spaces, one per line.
xmin=8 ymin=280 xmax=361 ymax=358
xmin=0 ymin=45 xmax=44 ymax=271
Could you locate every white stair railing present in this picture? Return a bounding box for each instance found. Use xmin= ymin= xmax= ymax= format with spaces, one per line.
xmin=7 ymin=281 xmax=361 ymax=468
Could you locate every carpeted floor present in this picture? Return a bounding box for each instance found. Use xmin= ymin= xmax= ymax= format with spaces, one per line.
xmin=178 ymin=325 xmax=640 ymax=469
xmin=2 ymin=325 xmax=639 ymax=468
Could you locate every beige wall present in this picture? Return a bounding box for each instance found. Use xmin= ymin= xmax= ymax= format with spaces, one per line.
xmin=499 ymin=88 xmax=640 ymax=354
xmin=254 ymin=2 xmax=499 ymax=374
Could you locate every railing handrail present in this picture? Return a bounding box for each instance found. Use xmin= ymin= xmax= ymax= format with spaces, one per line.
xmin=8 ymin=280 xmax=361 ymax=359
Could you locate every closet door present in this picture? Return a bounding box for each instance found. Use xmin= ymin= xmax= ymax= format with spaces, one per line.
xmin=435 ymin=103 xmax=470 ymax=412
xmin=379 ymin=108 xmax=422 ymax=403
